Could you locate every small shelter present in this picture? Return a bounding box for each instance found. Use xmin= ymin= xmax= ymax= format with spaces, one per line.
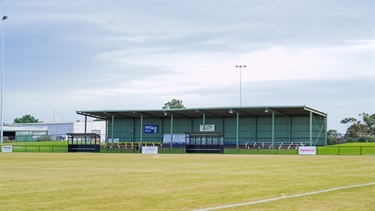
xmin=67 ymin=133 xmax=100 ymax=153
xmin=185 ymin=132 xmax=224 ymax=153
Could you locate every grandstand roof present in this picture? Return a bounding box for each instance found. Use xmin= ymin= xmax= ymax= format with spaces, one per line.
xmin=76 ymin=105 xmax=326 ymax=120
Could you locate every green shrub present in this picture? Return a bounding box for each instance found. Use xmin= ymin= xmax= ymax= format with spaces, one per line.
xmin=37 ymin=136 xmax=53 ymax=142
xmin=358 ymin=135 xmax=375 ymax=142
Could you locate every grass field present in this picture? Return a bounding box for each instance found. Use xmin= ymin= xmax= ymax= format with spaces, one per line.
xmin=2 ymin=142 xmax=375 ymax=156
xmin=0 ymin=153 xmax=374 ymax=210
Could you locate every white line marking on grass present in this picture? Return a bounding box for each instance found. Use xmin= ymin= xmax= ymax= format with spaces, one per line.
xmin=195 ymin=182 xmax=375 ymax=211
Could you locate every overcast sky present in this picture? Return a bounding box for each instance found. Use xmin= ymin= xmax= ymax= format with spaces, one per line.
xmin=1 ymin=0 xmax=373 ymax=133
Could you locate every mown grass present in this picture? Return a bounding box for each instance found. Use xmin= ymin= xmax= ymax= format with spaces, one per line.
xmin=0 ymin=153 xmax=374 ymax=210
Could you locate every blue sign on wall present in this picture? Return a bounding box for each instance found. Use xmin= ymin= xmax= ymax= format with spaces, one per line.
xmin=144 ymin=125 xmax=158 ymax=134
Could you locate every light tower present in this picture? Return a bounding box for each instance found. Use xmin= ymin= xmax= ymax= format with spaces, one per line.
xmin=0 ymin=15 xmax=7 ymax=144
xmin=235 ymin=65 xmax=246 ymax=106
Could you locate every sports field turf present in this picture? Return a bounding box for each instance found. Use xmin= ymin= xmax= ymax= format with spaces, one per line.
xmin=0 ymin=153 xmax=374 ymax=210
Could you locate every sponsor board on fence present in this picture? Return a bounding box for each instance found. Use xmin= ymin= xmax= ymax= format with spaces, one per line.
xmin=298 ymin=146 xmax=316 ymax=155
xmin=142 ymin=146 xmax=158 ymax=154
xmin=2 ymin=146 xmax=13 ymax=153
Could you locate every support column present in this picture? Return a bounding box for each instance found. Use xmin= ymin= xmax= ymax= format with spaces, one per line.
xmin=272 ymin=111 xmax=275 ymax=148
xmin=221 ymin=118 xmax=224 ymax=135
xmin=310 ymin=111 xmax=313 ymax=146
xmin=105 ymin=118 xmax=109 ymax=142
xmin=131 ymin=118 xmax=135 ymax=143
xmin=236 ymin=112 xmax=239 ymax=149
xmin=84 ymin=115 xmax=87 ymax=145
xmin=289 ymin=117 xmax=291 ymax=143
xmin=325 ymin=116 xmax=328 ymax=146
xmin=202 ymin=113 xmax=206 ymax=132
xmin=170 ymin=114 xmax=174 ymax=149
xmin=254 ymin=117 xmax=257 ymax=143
xmin=160 ymin=118 xmax=163 ymax=143
xmin=140 ymin=114 xmax=143 ymax=147
xmin=111 ymin=114 xmax=114 ymax=147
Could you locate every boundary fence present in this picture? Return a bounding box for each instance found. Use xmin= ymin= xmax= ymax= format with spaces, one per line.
xmin=1 ymin=144 xmax=374 ymax=156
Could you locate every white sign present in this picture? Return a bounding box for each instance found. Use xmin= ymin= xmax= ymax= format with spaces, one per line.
xmin=2 ymin=146 xmax=13 ymax=153
xmin=142 ymin=146 xmax=158 ymax=154
xmin=108 ymin=138 xmax=120 ymax=143
xmin=199 ymin=124 xmax=215 ymax=132
xmin=163 ymin=134 xmax=186 ymax=144
xmin=298 ymin=146 xmax=316 ymax=155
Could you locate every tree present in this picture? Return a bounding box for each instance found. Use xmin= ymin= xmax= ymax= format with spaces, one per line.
xmin=14 ymin=114 xmax=39 ymax=123
xmin=163 ymin=99 xmax=186 ymax=109
xmin=340 ymin=117 xmax=358 ymax=127
xmin=340 ymin=113 xmax=375 ymax=142
xmin=327 ymin=129 xmax=339 ymax=145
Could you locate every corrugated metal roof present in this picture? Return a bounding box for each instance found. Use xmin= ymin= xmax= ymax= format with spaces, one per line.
xmin=76 ymin=105 xmax=327 ymax=119
xmin=3 ymin=126 xmax=48 ymax=132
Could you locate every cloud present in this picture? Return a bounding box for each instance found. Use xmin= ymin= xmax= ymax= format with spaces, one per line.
xmin=1 ymin=0 xmax=373 ymax=135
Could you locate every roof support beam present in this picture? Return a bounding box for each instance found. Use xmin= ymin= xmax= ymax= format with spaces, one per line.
xmin=304 ymin=107 xmax=327 ymax=117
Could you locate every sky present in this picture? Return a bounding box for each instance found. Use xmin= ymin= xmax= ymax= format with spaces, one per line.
xmin=0 ymin=0 xmax=373 ymax=133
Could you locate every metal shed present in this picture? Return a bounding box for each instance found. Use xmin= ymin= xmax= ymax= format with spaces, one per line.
xmin=76 ymin=105 xmax=327 ymax=148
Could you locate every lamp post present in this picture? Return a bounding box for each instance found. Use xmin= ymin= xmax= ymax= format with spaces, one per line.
xmin=54 ymin=109 xmax=64 ymax=122
xmin=235 ymin=65 xmax=246 ymax=106
xmin=0 ymin=15 xmax=7 ymax=144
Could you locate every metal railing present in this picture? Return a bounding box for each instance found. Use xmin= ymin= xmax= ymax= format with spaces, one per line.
xmin=1 ymin=143 xmax=374 ymax=156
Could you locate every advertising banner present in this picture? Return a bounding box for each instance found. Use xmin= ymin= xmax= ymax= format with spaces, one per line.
xmin=144 ymin=125 xmax=158 ymax=134
xmin=298 ymin=146 xmax=317 ymax=155
xmin=2 ymin=146 xmax=13 ymax=153
xmin=199 ymin=124 xmax=215 ymax=132
xmin=142 ymin=146 xmax=158 ymax=154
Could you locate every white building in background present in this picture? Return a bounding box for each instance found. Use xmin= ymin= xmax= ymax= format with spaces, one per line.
xmin=3 ymin=125 xmax=48 ymax=142
xmin=19 ymin=121 xmax=106 ymax=142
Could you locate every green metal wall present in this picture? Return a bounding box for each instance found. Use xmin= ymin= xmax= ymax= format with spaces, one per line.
xmin=107 ymin=113 xmax=327 ymax=146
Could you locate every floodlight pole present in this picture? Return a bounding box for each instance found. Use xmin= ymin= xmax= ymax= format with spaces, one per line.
xmin=0 ymin=16 xmax=7 ymax=144
xmin=235 ymin=65 xmax=246 ymax=106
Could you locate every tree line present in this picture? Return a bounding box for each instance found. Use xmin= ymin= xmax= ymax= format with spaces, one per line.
xmin=328 ymin=113 xmax=375 ymax=144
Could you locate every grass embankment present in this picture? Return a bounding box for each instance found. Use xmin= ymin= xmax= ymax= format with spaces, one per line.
xmin=0 ymin=154 xmax=374 ymax=210
xmin=331 ymin=142 xmax=375 ymax=147
xmin=318 ymin=142 xmax=375 ymax=155
xmin=0 ymin=141 xmax=68 ymax=152
xmin=0 ymin=141 xmax=67 ymax=145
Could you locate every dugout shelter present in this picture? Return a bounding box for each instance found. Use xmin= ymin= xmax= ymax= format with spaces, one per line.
xmin=67 ymin=133 xmax=100 ymax=153
xmin=76 ymin=105 xmax=327 ymax=151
